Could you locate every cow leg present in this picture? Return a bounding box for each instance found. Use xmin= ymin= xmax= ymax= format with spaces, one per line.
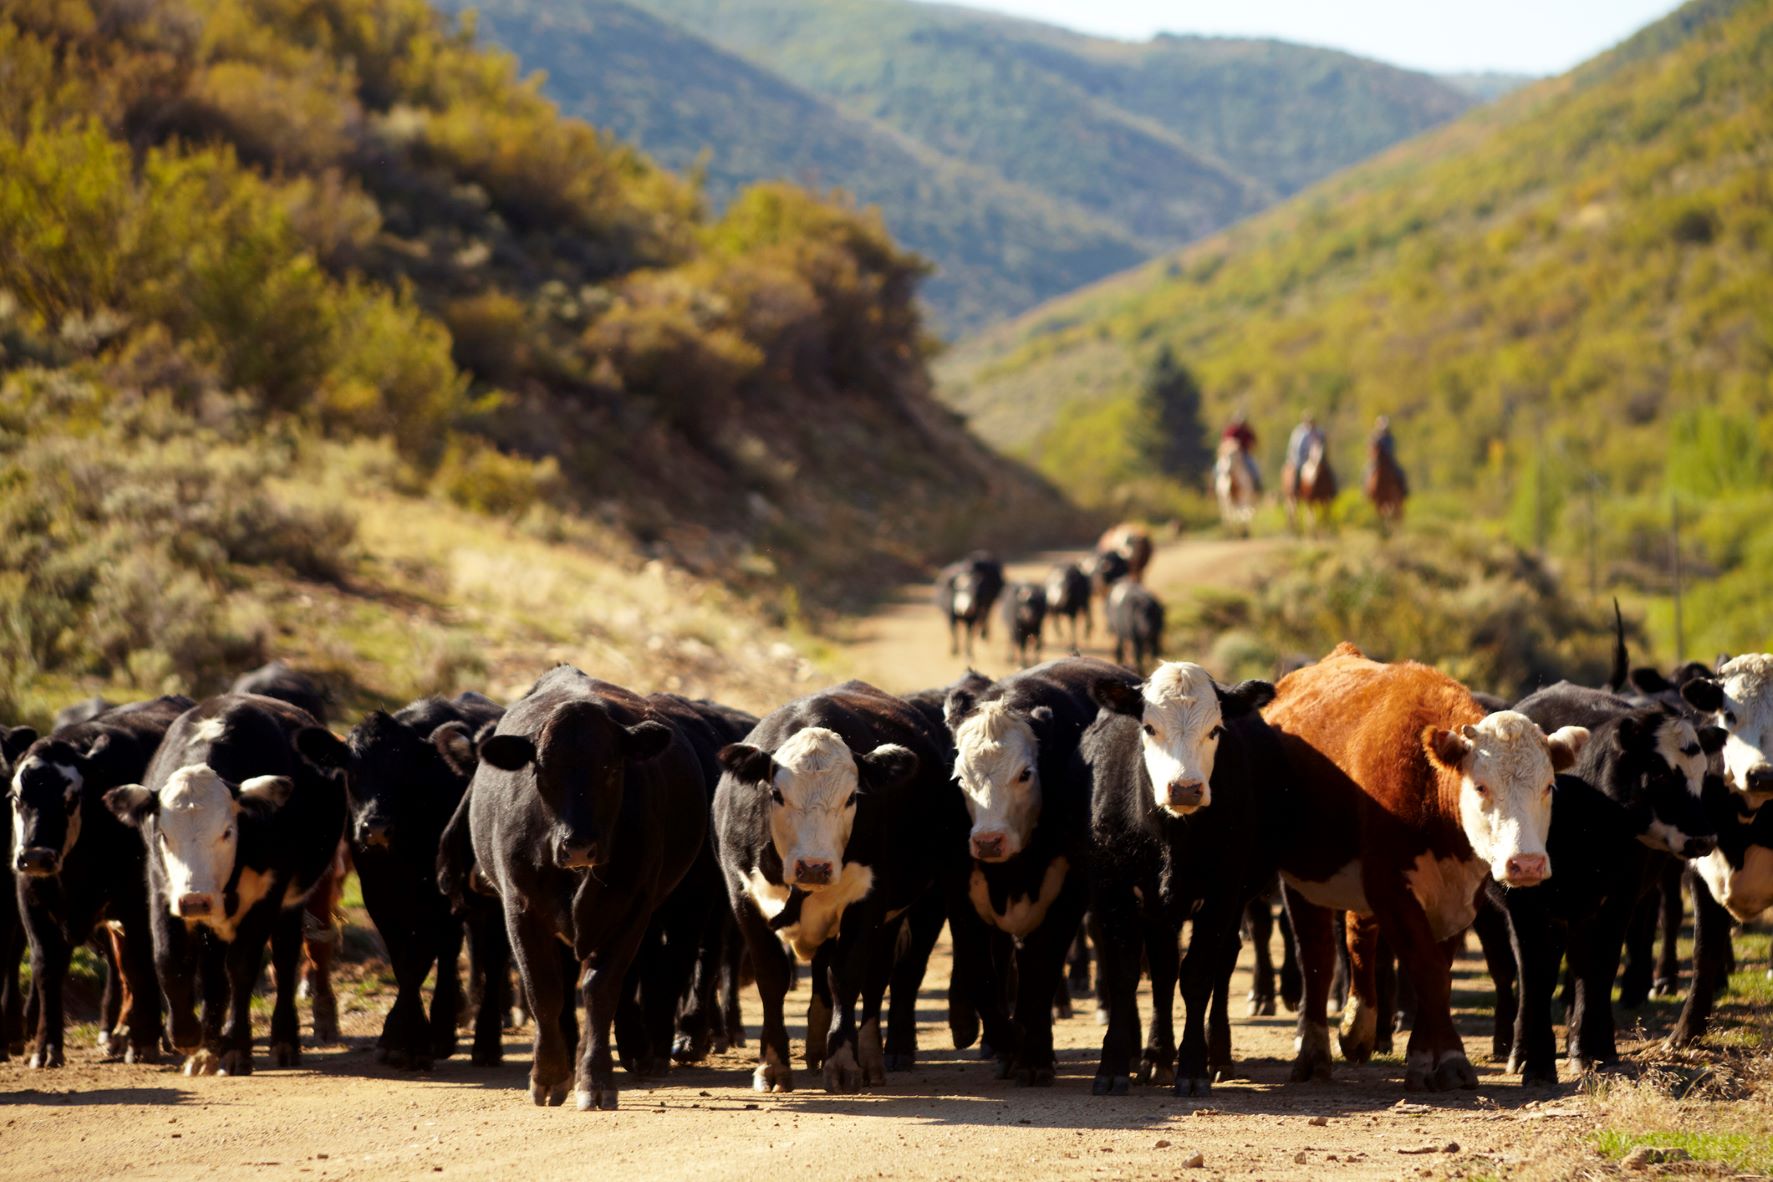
xmin=1012 ymin=897 xmax=1081 ymax=1086
xmin=732 ymin=899 xmax=794 ymax=1093
xmin=302 ymin=859 xmax=343 ymax=1044
xmin=855 ymin=924 xmax=898 ymax=1087
xmin=1328 ymin=910 xmax=1350 ymax=1012
xmin=1174 ymin=899 xmax=1237 ymax=1096
xmin=575 ymin=917 xmax=651 ymax=1112
xmin=1469 ymin=900 xmax=1516 ymax=1064
xmin=1244 ymin=895 xmax=1277 ymax=1017
xmin=1137 ymin=910 xmax=1182 ymax=1088
xmin=945 ymin=897 xmax=1016 ymax=1074
xmin=641 ymin=920 xmax=696 ymax=1077
xmin=467 ymin=904 xmax=509 ymax=1066
xmin=155 ymin=914 xmax=208 ymax=1071
xmin=429 ymin=917 xmax=466 ymax=1062
xmin=1 ymin=913 xmax=25 ymax=1058
xmin=820 ymin=924 xmax=872 ymax=1093
xmin=804 ymin=942 xmax=835 ymax=1070
xmin=1372 ymin=891 xmax=1474 ymax=1092
xmin=1277 ymin=904 xmax=1301 ymax=1012
xmin=96 ymin=930 xmax=125 ymax=1059
xmin=268 ymin=907 xmax=305 ymax=1068
xmin=1338 ymin=913 xmax=1381 ymax=1064
xmin=116 ymin=900 xmax=163 ymax=1064
xmin=1652 ymin=860 xmax=1685 ymax=998
xmin=1618 ymin=878 xmax=1659 ymax=1009
xmin=719 ymin=928 xmax=745 ymax=1051
xmin=508 ymin=907 xmax=572 ymax=1106
xmin=1066 ymin=921 xmax=1092 ymax=997
xmin=1669 ymin=874 xmax=1733 ymax=1048
xmin=218 ymin=911 xmax=280 ymax=1076
xmin=381 ymin=923 xmax=438 ymax=1070
xmin=885 ymin=891 xmax=944 ymax=1070
xmin=1208 ymin=926 xmax=1239 ymax=1079
xmin=1283 ymin=886 xmax=1335 ymax=1082
xmin=1503 ymin=898 xmax=1560 ymax=1085
xmin=1088 ymin=903 xmax=1141 ymax=1096
xmin=22 ymin=915 xmax=70 ymax=1069
xmin=1373 ymin=933 xmax=1398 ymax=1055
xmin=1567 ymin=895 xmax=1629 ymax=1072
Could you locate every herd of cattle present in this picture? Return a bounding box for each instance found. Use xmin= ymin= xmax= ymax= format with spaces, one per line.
xmin=3 ymin=574 xmax=1771 ymax=1115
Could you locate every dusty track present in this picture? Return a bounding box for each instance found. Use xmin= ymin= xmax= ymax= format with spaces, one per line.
xmin=3 ymin=538 xmax=1603 ymax=1181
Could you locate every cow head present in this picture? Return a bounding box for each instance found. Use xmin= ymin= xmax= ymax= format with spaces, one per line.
xmin=1616 ymin=711 xmax=1722 ymax=857
xmin=1424 ymin=711 xmax=1587 ymax=887
xmin=478 ymin=701 xmax=672 ymax=871
xmin=105 ymin=765 xmax=293 ymax=921
xmin=1093 ymin=663 xmax=1275 ymax=817
xmin=1683 ymin=655 xmax=1773 ymax=807
xmin=720 ymin=727 xmax=916 ymax=889
xmin=946 ymin=691 xmax=1050 ymax=862
xmin=339 ymin=711 xmax=446 ymax=851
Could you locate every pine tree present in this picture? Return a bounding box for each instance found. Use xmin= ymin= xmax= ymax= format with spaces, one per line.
xmin=1137 ymin=345 xmax=1211 ymax=484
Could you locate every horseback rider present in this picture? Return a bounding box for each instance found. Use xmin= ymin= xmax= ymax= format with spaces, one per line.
xmin=1367 ymin=414 xmax=1407 ymax=494
xmin=1284 ymin=411 xmax=1325 ymax=485
xmin=1220 ymin=410 xmax=1261 ymax=492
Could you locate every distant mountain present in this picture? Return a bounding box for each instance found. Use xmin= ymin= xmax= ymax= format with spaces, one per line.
xmin=1440 ymin=71 xmax=1538 ymax=101
xmin=448 ymin=0 xmax=1477 ymax=331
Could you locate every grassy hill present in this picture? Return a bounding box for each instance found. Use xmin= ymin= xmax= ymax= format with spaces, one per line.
xmin=450 ymin=0 xmax=1475 ymax=332
xmin=0 ymin=0 xmax=1081 ymax=723
xmin=940 ymin=0 xmax=1773 ymax=660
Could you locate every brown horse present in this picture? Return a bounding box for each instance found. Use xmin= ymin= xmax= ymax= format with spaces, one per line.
xmin=1283 ymin=438 xmax=1336 ymax=535
xmin=1365 ymin=444 xmax=1407 ymax=535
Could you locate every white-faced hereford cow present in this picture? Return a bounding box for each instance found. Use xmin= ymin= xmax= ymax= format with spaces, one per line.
xmin=1262 ymin=644 xmax=1588 ymax=1092
xmin=464 ymin=667 xmax=709 ymax=1110
xmin=104 ymin=694 xmax=348 ymax=1075
xmin=7 ymin=697 xmax=191 ymax=1067
xmin=1083 ymin=662 xmax=1286 ymax=1096
xmin=714 ymin=681 xmax=958 ymax=1094
xmin=943 ymin=657 xmax=1135 ymax=1085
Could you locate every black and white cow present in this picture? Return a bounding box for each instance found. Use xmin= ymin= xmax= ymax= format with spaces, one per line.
xmin=1481 ymin=685 xmax=1723 ymax=1082
xmin=715 ymin=681 xmax=959 ymax=1093
xmin=8 ymin=697 xmax=193 ymax=1068
xmin=52 ymin=696 xmax=114 ymax=730
xmin=337 ymin=692 xmax=505 ymax=1070
xmin=1668 ymin=656 xmax=1773 ymax=1046
xmin=0 ymin=727 xmax=26 ymax=1061
xmin=943 ymin=657 xmax=1132 ymax=1084
xmin=1001 ymin=583 xmax=1047 ymax=668
xmin=464 ymin=667 xmax=710 ymax=1110
xmin=1106 ymin=581 xmax=1164 ymax=673
xmin=936 ymin=552 xmax=1005 ymax=660
xmin=104 ymin=694 xmax=347 ymax=1075
xmin=1045 ymin=562 xmax=1092 ymax=649
xmin=229 ymin=661 xmax=330 ymax=724
xmin=1083 ymin=662 xmax=1283 ymax=1096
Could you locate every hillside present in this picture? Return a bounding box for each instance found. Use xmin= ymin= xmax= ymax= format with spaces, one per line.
xmin=940 ymin=0 xmax=1773 ymax=659
xmin=0 ymin=0 xmax=1080 ymax=721
xmin=452 ymin=0 xmax=1475 ymax=331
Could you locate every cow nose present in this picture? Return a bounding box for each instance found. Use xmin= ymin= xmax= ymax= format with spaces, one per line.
xmin=556 ymin=838 xmax=599 ymax=869
xmin=177 ymin=893 xmax=215 ymax=918
xmin=1165 ymin=781 xmax=1204 ymax=809
xmin=15 ymin=848 xmax=58 ymax=876
xmin=1683 ymin=835 xmax=1717 ymax=859
xmin=792 ymin=859 xmax=834 ymax=887
xmin=355 ymin=819 xmax=391 ymax=849
xmin=1747 ymin=767 xmax=1773 ymax=795
xmin=971 ymin=832 xmax=1008 ymax=861
xmin=1503 ymin=853 xmax=1550 ymax=886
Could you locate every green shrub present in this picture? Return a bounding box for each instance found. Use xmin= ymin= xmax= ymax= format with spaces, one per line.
xmin=434 ymin=435 xmax=562 ymax=516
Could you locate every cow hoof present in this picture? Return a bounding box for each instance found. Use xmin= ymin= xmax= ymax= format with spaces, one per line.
xmin=125 ymin=1041 xmax=161 ymax=1065
xmin=1337 ymin=1026 xmax=1375 ymax=1065
xmin=1246 ymin=993 xmax=1275 ymax=1018
xmin=1433 ymin=1054 xmax=1477 ymax=1091
xmin=1054 ymin=997 xmax=1073 ymax=1020
xmin=1519 ymin=1063 xmax=1558 ymax=1088
xmin=1091 ymin=1073 xmax=1129 ymax=1096
xmin=753 ymin=1062 xmax=794 ymax=1093
xmin=530 ymin=1078 xmax=569 ymax=1106
xmin=575 ymin=1086 xmax=617 ymax=1111
xmin=471 ymin=1043 xmax=503 ymax=1068
xmin=1212 ymin=1064 xmax=1238 ymax=1083
xmin=431 ymin=1033 xmax=459 ymax=1062
xmin=1289 ymin=1055 xmax=1332 ymax=1083
xmin=992 ymin=1054 xmax=1016 ymax=1081
xmin=823 ymin=1044 xmax=863 ymax=1093
xmin=1140 ymin=1056 xmax=1175 ymax=1088
xmin=1175 ymin=1076 xmax=1212 ymax=1098
xmin=1650 ymin=978 xmax=1678 ymax=999
xmin=883 ymin=1050 xmax=915 ymax=1072
xmin=949 ymin=1009 xmax=979 ymax=1051
xmin=217 ymin=1049 xmax=253 ymax=1077
xmin=28 ymin=1046 xmax=64 ymax=1070
xmin=1017 ymin=1060 xmax=1056 ymax=1087
xmin=270 ymin=1041 xmax=301 ymax=1068
xmin=97 ymin=1031 xmax=121 ymax=1060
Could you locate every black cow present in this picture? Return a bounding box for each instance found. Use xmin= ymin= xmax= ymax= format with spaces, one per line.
xmin=1083 ymin=548 xmax=1130 ymax=597
xmin=8 ymin=697 xmax=193 ymax=1068
xmin=229 ymin=661 xmax=330 ymax=724
xmin=1666 ymin=658 xmax=1773 ymax=1047
xmin=943 ymin=657 xmax=1131 ymax=1084
xmin=463 ymin=667 xmax=709 ymax=1110
xmin=1 ymin=727 xmax=37 ymax=1058
xmin=715 ymin=681 xmax=958 ymax=1093
xmin=936 ymin=552 xmax=1005 ymax=660
xmin=1001 ymin=583 xmax=1048 ymax=668
xmin=1242 ymin=884 xmax=1302 ymax=1017
xmin=105 ymin=694 xmax=347 ymax=1075
xmin=1106 ymin=581 xmax=1164 ymax=673
xmin=1084 ymin=662 xmax=1282 ymax=1096
xmin=52 ymin=696 xmax=114 ymax=729
xmin=1483 ymin=684 xmax=1723 ymax=1082
xmin=338 ymin=691 xmax=505 ymax=1070
xmin=1044 ymin=563 xmax=1092 ymax=648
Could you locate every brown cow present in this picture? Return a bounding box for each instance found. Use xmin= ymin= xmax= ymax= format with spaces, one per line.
xmin=1096 ymin=524 xmax=1153 ymax=582
xmin=1263 ymin=644 xmax=1588 ymax=1091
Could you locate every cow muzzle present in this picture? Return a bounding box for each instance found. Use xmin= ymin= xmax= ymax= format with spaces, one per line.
xmin=354 ymin=818 xmax=392 ymax=849
xmin=555 ymin=837 xmax=600 ymax=870
xmin=791 ymin=858 xmax=834 ymax=888
xmin=1680 ymin=834 xmax=1717 ymax=858
xmin=1500 ymin=853 xmax=1550 ymax=887
xmin=1163 ymin=781 xmax=1205 ymax=811
xmin=971 ymin=831 xmax=1010 ymax=862
xmin=176 ymin=892 xmax=217 ymax=918
xmin=1742 ymin=766 xmax=1773 ymax=798
xmin=15 ymin=847 xmax=59 ymax=877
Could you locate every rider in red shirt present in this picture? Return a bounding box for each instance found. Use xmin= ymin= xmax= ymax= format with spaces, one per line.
xmin=1221 ymin=412 xmax=1261 ymax=491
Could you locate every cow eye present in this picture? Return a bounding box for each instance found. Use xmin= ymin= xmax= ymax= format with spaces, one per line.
xmin=222 ymin=827 xmax=234 ymax=841
xmin=1142 ymin=724 xmax=1156 ymax=737
xmin=1681 ymin=745 xmax=1699 ymax=758
xmin=845 ymin=792 xmax=858 ymax=808
xmin=1016 ymin=768 xmax=1032 ymax=783
xmin=1725 ymin=710 xmax=1737 ymax=725
xmin=768 ymin=788 xmax=784 ymax=806
xmin=1208 ymin=725 xmax=1225 ymax=740
xmin=1472 ymin=782 xmax=1490 ymax=797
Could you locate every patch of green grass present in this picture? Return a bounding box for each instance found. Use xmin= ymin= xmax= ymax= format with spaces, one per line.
xmin=1594 ymin=1130 xmax=1773 ymax=1174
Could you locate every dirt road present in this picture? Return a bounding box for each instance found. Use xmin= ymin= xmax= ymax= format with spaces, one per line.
xmin=0 ymin=538 xmax=1675 ymax=1180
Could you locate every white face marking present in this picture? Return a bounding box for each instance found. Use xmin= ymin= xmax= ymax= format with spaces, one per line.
xmin=1697 ymin=846 xmax=1773 ymax=924
xmin=1713 ymin=656 xmax=1773 ymax=800
xmin=967 ymin=855 xmax=1069 ymax=937
xmin=768 ymin=728 xmax=860 ymax=886
xmin=1135 ymin=663 xmax=1225 ymax=816
xmin=10 ymin=758 xmax=84 ymax=866
xmin=1654 ymin=717 xmax=1708 ymax=798
xmin=154 ymin=765 xmax=241 ymax=917
xmin=953 ymin=703 xmax=1040 ymax=859
xmin=1449 ymin=711 xmax=1573 ymax=884
xmin=1402 ymin=851 xmax=1486 ymax=941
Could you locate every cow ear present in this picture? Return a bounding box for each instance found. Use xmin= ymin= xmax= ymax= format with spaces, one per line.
xmin=1615 ymin=714 xmax=1641 ymax=746
xmin=858 ymin=743 xmax=918 ymax=792
xmin=104 ymin=784 xmax=156 ymax=826
xmin=1630 ymin=667 xmax=1671 ymax=695
xmin=1423 ymin=726 xmax=1473 ymax=772
xmin=1028 ymin=705 xmax=1055 ymax=725
xmin=1698 ymin=725 xmax=1728 ymax=756
xmin=623 ymin=720 xmax=673 ymax=761
xmin=1217 ymin=679 xmax=1276 ymax=718
xmin=479 ymin=735 xmax=537 ymax=772
xmin=1 ymin=726 xmax=38 ymax=765
xmin=1091 ymin=678 xmax=1143 ymax=718
xmin=1680 ymin=678 xmax=1724 ymax=714
xmin=1546 ymin=726 xmax=1590 ymax=773
xmin=240 ymin=775 xmax=294 ymax=810
xmin=295 ymin=726 xmax=348 ymax=772
xmin=432 ymin=721 xmax=477 ymax=776
xmin=718 ymin=743 xmax=775 ymax=785
xmin=943 ymin=688 xmax=978 ymax=731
